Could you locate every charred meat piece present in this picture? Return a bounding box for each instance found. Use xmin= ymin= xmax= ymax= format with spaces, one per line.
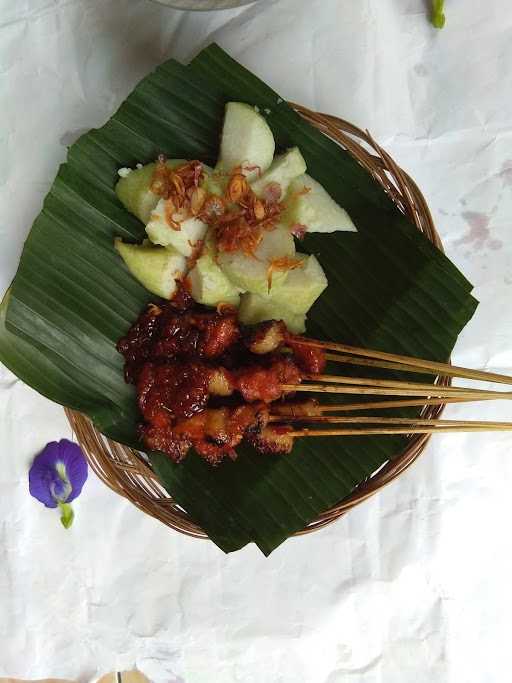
xmin=118 ymin=301 xmax=241 ymax=374
xmin=189 ymin=311 xmax=240 ymax=358
xmin=244 ymin=320 xmax=287 ymax=355
xmin=246 ymin=425 xmax=295 ymax=455
xmin=236 ymin=365 xmax=281 ymax=403
xmin=150 ymin=311 xmax=200 ymax=360
xmin=173 ymin=408 xmax=233 ymax=442
xmin=193 ymin=440 xmax=237 ymax=466
xmin=140 ymin=423 xmax=191 ymax=463
xmin=137 ymin=361 xmax=210 ymax=422
xmin=235 ymin=356 xmax=302 ymax=403
xmin=287 ymin=338 xmax=326 ymax=374
xmin=152 ymin=309 xmax=240 ymax=360
xmin=116 ymin=304 xmax=162 ymax=383
xmin=172 ymin=403 xmax=267 ymax=465
xmin=229 ymin=403 xmax=268 ymax=439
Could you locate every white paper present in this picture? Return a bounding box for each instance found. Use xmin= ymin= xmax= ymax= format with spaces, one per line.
xmin=1 ymin=0 xmax=512 ymax=680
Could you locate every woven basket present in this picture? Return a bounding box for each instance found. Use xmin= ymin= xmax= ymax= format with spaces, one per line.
xmin=65 ymin=105 xmax=449 ymax=540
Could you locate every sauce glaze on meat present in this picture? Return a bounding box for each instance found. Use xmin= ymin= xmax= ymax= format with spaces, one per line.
xmin=117 ymin=291 xmax=326 ymax=465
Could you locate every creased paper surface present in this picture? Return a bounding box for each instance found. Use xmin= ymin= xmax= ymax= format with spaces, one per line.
xmin=1 ymin=0 xmax=511 ymax=680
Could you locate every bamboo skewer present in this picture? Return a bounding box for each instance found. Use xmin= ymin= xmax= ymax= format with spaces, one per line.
xmin=282 ymin=384 xmax=512 ymax=399
xmin=270 ymin=416 xmax=512 ymax=428
xmin=305 ymin=374 xmax=512 ymax=395
xmin=324 ymin=352 xmax=439 ymax=375
xmin=275 ymin=335 xmax=512 ymax=437
xmin=285 ymin=349 xmax=424 ymax=375
xmin=293 ymin=337 xmax=512 ymax=386
xmin=287 ymin=425 xmax=512 ymax=437
xmin=312 ymin=396 xmax=493 ymax=412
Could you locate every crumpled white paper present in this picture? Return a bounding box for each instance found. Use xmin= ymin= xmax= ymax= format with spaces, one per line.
xmin=1 ymin=0 xmax=512 ymax=681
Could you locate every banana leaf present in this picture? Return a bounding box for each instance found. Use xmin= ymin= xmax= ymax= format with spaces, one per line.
xmin=0 ymin=44 xmax=477 ymax=554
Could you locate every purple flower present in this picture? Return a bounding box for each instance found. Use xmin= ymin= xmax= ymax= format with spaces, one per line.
xmin=29 ymin=439 xmax=88 ymax=528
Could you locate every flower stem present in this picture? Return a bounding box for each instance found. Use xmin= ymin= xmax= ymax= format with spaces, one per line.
xmin=432 ymin=0 xmax=446 ymax=28
xmin=58 ymin=502 xmax=74 ymax=529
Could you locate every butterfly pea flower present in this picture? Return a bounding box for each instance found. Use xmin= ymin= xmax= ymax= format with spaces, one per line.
xmin=432 ymin=0 xmax=445 ymax=28
xmin=29 ymin=439 xmax=88 ymax=528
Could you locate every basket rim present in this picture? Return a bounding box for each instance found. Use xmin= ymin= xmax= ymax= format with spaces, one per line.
xmin=66 ymin=104 xmax=450 ymax=541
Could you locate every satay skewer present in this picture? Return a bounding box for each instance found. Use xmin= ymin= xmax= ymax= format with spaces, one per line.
xmin=119 ymin=303 xmax=512 ymax=462
xmin=286 ymin=396 xmax=494 ymax=413
xmin=282 ymin=383 xmax=512 ymax=399
xmin=291 ymin=337 xmax=512 ymax=387
xmin=270 ymin=416 xmax=512 ymax=428
xmin=323 ymin=352 xmax=441 ymax=375
xmin=286 ymin=424 xmax=512 ymax=437
xmin=304 ymin=374 xmax=512 ymax=395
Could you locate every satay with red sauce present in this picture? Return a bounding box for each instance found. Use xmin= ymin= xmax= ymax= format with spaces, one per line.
xmin=117 ymin=296 xmax=326 ymax=464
